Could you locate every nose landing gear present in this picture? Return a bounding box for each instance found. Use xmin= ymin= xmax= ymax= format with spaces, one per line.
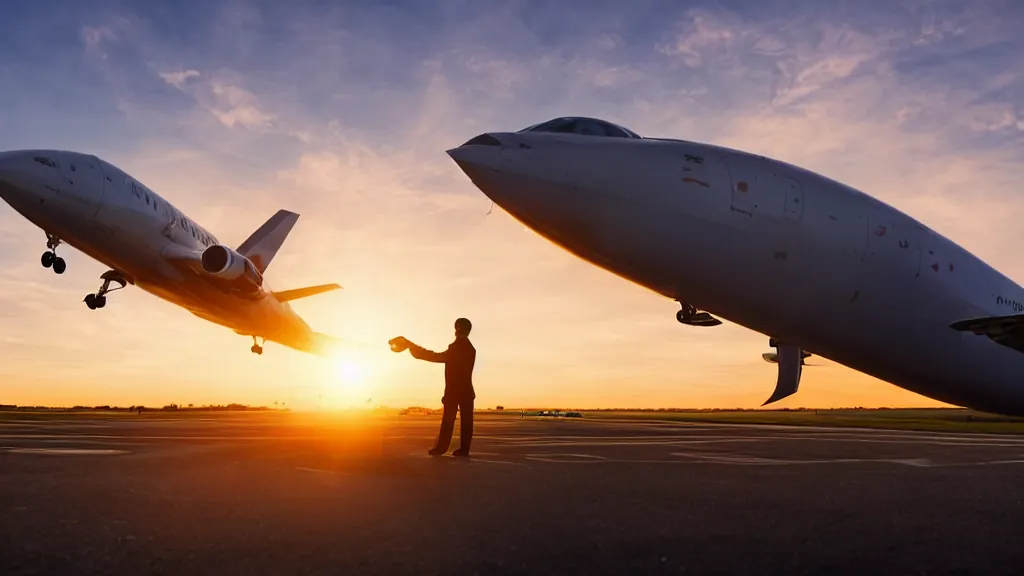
xmin=251 ymin=336 xmax=264 ymax=355
xmin=84 ymin=270 xmax=128 ymax=310
xmin=675 ymin=302 xmax=723 ymax=327
xmin=41 ymin=233 xmax=66 ymax=275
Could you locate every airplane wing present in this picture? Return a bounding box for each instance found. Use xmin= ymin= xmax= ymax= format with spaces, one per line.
xmin=950 ymin=314 xmax=1024 ymax=355
xmin=272 ymin=284 xmax=342 ymax=303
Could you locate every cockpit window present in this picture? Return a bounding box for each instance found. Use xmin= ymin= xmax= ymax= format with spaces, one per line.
xmin=517 ymin=116 xmax=641 ymax=139
xmin=33 ymin=157 xmax=57 ymax=168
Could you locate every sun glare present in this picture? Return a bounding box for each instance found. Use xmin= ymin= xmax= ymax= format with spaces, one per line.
xmin=334 ymin=359 xmax=366 ymax=384
xmin=322 ymin=356 xmax=376 ymax=409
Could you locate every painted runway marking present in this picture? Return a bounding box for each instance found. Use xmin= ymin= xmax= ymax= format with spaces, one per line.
xmin=466 ymin=458 xmax=528 ymax=466
xmin=524 ymin=453 xmax=609 ymax=463
xmin=295 ymin=467 xmax=352 ymax=476
xmin=3 ymin=447 xmax=130 ymax=455
xmin=669 ymin=451 xmax=935 ymax=467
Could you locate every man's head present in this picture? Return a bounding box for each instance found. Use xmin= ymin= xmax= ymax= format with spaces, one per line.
xmin=454 ymin=317 xmax=472 ymax=338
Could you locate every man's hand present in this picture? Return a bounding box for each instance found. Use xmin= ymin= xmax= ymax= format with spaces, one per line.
xmin=388 ymin=336 xmax=411 ymax=353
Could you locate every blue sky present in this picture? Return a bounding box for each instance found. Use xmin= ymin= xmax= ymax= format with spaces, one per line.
xmin=1 ymin=0 xmax=1023 ymax=409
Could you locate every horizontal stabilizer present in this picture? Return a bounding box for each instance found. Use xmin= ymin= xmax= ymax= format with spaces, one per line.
xmin=272 ymin=283 xmax=342 ymax=303
xmin=951 ymin=314 xmax=1024 ymax=355
xmin=763 ymin=343 xmax=803 ymax=406
xmin=237 ymin=210 xmax=300 ymax=273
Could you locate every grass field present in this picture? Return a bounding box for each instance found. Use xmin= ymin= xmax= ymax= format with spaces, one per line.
xmin=516 ymin=408 xmax=1024 ymax=435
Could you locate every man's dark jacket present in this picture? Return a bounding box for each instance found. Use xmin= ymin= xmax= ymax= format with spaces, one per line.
xmin=409 ymin=336 xmax=476 ymax=403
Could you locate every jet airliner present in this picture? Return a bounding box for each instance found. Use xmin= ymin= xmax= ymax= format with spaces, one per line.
xmin=0 ymin=150 xmax=342 ymax=356
xmin=447 ymin=116 xmax=1024 ymax=416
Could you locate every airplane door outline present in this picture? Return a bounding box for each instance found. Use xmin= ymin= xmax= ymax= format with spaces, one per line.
xmin=57 ymin=158 xmax=77 ymax=188
xmin=58 ymin=156 xmax=105 ymax=219
xmin=864 ymin=206 xmax=923 ymax=278
xmin=781 ymin=177 xmax=803 ymax=221
xmin=728 ymin=162 xmax=787 ymax=219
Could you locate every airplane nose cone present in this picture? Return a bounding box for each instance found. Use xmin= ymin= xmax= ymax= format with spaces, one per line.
xmin=0 ymin=151 xmax=36 ymax=193
xmin=0 ymin=150 xmax=64 ymax=213
xmin=446 ymin=133 xmax=505 ymax=170
xmin=446 ymin=133 xmax=512 ymax=201
xmin=0 ymin=150 xmax=27 ymax=175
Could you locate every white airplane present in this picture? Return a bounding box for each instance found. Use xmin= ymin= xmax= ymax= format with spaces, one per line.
xmin=446 ymin=116 xmax=1024 ymax=416
xmin=0 ymin=150 xmax=343 ymax=356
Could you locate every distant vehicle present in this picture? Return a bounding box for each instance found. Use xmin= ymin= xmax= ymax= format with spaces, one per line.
xmin=522 ymin=410 xmax=583 ymax=418
xmin=448 ymin=116 xmax=1024 ymax=416
xmin=0 ymin=150 xmax=343 ymax=356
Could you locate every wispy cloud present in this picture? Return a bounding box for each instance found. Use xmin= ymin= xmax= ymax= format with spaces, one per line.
xmin=161 ymin=69 xmax=277 ymax=130
xmin=158 ymin=69 xmax=200 ymax=89
xmin=0 ymin=0 xmax=1021 ymax=409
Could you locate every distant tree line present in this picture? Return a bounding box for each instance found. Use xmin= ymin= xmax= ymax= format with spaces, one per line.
xmin=0 ymin=403 xmax=284 ymax=412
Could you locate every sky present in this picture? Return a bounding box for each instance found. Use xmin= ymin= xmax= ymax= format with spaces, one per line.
xmin=1 ymin=0 xmax=1023 ymax=410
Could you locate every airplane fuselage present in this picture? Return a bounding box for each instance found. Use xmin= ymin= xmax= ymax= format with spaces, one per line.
xmin=0 ymin=150 xmax=318 ymax=351
xmin=448 ymin=126 xmax=1024 ymax=415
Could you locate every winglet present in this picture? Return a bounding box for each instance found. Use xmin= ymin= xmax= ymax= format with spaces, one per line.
xmin=237 ymin=210 xmax=300 ymax=273
xmin=272 ymin=283 xmax=342 ymax=303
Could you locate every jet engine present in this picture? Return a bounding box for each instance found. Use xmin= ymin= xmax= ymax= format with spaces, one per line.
xmin=200 ymin=244 xmax=264 ymax=290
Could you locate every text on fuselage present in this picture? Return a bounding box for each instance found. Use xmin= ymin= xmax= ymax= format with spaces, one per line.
xmin=997 ymin=296 xmax=1024 ymax=313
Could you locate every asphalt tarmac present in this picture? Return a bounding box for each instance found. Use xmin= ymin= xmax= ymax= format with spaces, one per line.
xmin=2 ymin=411 xmax=1024 ymax=575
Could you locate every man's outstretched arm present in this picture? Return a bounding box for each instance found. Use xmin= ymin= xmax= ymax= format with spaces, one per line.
xmin=408 ymin=343 xmax=449 ymax=363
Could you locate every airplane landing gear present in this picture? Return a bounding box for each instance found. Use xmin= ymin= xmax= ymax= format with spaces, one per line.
xmin=251 ymin=336 xmax=264 ymax=355
xmin=84 ymin=270 xmax=127 ymax=310
xmin=41 ymin=233 xmax=66 ymax=275
xmin=676 ymin=303 xmax=697 ymax=323
xmin=675 ymin=301 xmax=723 ymax=327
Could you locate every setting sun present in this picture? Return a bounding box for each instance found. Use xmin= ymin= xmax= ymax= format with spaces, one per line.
xmin=319 ymin=356 xmax=376 ymax=409
xmin=334 ymin=359 xmax=367 ymax=384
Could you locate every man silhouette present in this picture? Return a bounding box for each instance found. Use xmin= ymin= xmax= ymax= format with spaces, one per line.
xmin=391 ymin=318 xmax=477 ymax=457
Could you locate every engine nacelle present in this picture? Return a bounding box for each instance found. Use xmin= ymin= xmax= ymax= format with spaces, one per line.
xmin=200 ymin=245 xmax=263 ymax=290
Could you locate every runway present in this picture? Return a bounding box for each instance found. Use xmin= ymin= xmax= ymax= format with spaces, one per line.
xmin=2 ymin=412 xmax=1024 ymax=575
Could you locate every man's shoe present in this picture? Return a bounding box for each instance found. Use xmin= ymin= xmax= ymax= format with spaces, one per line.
xmin=428 ymin=447 xmax=446 ymax=456
xmin=452 ymin=449 xmax=470 ymax=458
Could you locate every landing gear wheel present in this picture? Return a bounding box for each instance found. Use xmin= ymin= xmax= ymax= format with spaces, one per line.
xmin=42 ymin=234 xmax=64 ymax=273
xmin=675 ymin=301 xmax=723 ymax=327
xmin=251 ymin=337 xmax=264 ymax=355
xmin=676 ymin=304 xmax=698 ymax=324
xmin=83 ymin=271 xmax=126 ymax=310
xmin=84 ymin=293 xmax=106 ymax=309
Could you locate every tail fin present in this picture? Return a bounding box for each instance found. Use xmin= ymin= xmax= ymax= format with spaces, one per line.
xmin=237 ymin=210 xmax=300 ymax=273
xmin=272 ymin=283 xmax=342 ymax=303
